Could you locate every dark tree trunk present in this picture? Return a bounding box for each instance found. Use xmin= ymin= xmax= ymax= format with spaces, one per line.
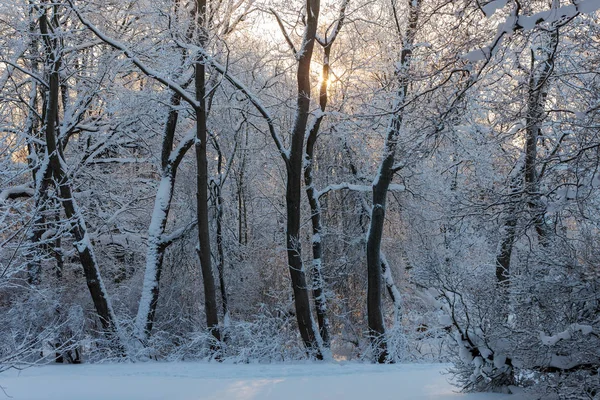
xmin=194 ymin=0 xmax=220 ymax=345
xmin=215 ymin=183 xmax=229 ymax=320
xmin=210 ymin=135 xmax=230 ymax=322
xmin=303 ymin=42 xmax=337 ymax=348
xmin=366 ymin=149 xmax=396 ymax=363
xmin=39 ymin=6 xmax=124 ymax=353
xmin=345 ymin=146 xmax=403 ymax=322
xmin=236 ymin=129 xmax=248 ymax=247
xmin=366 ymin=0 xmax=419 ymax=363
xmin=495 ymin=29 xmax=557 ymax=284
xmin=285 ymin=0 xmax=323 ymax=358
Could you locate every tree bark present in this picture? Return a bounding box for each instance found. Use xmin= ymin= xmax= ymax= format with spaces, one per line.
xmin=39 ymin=5 xmax=125 ymax=353
xmin=285 ymin=0 xmax=324 ymax=358
xmin=303 ymin=46 xmax=332 ymax=348
xmin=135 ymin=92 xmax=195 ymax=342
xmin=194 ymin=0 xmax=220 ymax=345
xmin=494 ymin=29 xmax=557 ymax=284
xmin=366 ymin=0 xmax=419 ymax=363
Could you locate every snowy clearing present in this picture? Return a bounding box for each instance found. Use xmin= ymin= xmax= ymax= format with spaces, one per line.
xmin=0 ymin=362 xmax=528 ymax=400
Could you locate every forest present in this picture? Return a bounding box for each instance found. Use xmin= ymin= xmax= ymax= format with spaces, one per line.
xmin=1 ymin=0 xmax=599 ymax=398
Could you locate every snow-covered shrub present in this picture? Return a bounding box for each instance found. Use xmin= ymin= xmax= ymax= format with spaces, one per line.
xmin=140 ymin=302 xmax=306 ymax=363
xmin=413 ymin=233 xmax=600 ymax=396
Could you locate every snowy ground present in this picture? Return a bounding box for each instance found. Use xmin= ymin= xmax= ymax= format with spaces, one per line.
xmin=1 ymin=362 xmax=528 ymax=400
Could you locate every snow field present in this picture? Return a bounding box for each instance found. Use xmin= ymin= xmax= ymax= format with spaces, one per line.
xmin=0 ymin=362 xmax=529 ymax=400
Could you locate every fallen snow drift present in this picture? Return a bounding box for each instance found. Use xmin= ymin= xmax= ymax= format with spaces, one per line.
xmin=1 ymin=362 xmax=527 ymax=400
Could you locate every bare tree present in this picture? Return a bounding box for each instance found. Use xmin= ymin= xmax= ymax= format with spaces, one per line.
xmin=301 ymin=0 xmax=349 ymax=350
xmin=37 ymin=0 xmax=126 ymax=353
xmin=366 ymin=0 xmax=420 ymax=363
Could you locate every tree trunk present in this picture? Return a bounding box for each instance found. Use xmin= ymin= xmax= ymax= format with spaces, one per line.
xmin=237 ymin=129 xmax=248 ymax=246
xmin=135 ymin=92 xmax=193 ymax=342
xmin=25 ymin=86 xmax=47 ymax=286
xmin=346 ymin=146 xmax=404 ymax=324
xmin=215 ymin=182 xmax=229 ymax=322
xmin=194 ymin=0 xmax=220 ymax=346
xmin=524 ymin=30 xmax=557 ymax=245
xmin=303 ymin=44 xmax=333 ymax=348
xmin=25 ymin=19 xmax=46 ymax=286
xmin=39 ymin=5 xmax=125 ymax=354
xmin=366 ymin=0 xmax=419 ymax=363
xmin=210 ymin=136 xmax=230 ymax=324
xmin=135 ymin=171 xmax=175 ymax=340
xmin=284 ymin=0 xmax=324 ymax=358
xmin=495 ymin=29 xmax=557 ymax=284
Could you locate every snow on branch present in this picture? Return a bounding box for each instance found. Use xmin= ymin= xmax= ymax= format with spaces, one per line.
xmin=187 ymin=44 xmax=289 ymax=161
xmin=70 ymin=0 xmax=289 ymax=162
xmin=67 ymin=0 xmax=198 ymax=108
xmin=168 ymin=129 xmax=196 ymax=167
xmin=160 ymin=219 xmax=198 ymax=249
xmin=269 ymin=8 xmax=298 ymax=57
xmin=464 ymin=0 xmax=600 ymax=62
xmin=86 ymin=157 xmax=146 ymax=165
xmin=317 ymin=0 xmax=349 ymax=46
xmin=481 ymin=0 xmax=508 ymax=17
xmin=0 ymin=185 xmax=35 ymax=202
xmin=540 ymin=323 xmax=594 ymax=346
xmin=0 ymin=59 xmax=49 ymax=89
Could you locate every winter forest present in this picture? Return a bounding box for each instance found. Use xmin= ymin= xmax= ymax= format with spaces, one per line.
xmin=1 ymin=0 xmax=600 ymax=398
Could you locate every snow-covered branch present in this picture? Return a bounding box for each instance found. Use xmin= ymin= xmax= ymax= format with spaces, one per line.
xmin=0 ymin=186 xmax=35 ymax=202
xmin=269 ymin=8 xmax=298 ymax=57
xmin=67 ymin=0 xmax=198 ymax=108
xmin=184 ymin=43 xmax=289 ymax=161
xmin=463 ymin=0 xmax=600 ymax=62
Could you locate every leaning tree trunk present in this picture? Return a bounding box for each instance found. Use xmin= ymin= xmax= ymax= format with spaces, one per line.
xmin=494 ymin=29 xmax=557 ymax=285
xmin=366 ymin=0 xmax=419 ymax=363
xmin=523 ymin=30 xmax=557 ymax=245
xmin=135 ymin=92 xmax=195 ymax=342
xmin=39 ymin=6 xmax=125 ymax=354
